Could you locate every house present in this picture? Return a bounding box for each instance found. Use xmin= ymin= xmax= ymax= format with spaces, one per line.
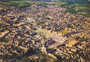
xmin=26 ymin=18 xmax=36 ymax=22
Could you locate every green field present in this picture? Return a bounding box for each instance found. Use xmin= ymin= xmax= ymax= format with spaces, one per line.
xmin=0 ymin=1 xmax=90 ymax=17
xmin=0 ymin=1 xmax=33 ymax=8
xmin=0 ymin=1 xmax=49 ymax=8
xmin=60 ymin=3 xmax=90 ymax=17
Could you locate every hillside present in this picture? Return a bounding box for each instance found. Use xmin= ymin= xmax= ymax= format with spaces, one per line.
xmin=0 ymin=0 xmax=88 ymax=3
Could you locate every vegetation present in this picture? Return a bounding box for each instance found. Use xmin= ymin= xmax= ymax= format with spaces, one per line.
xmin=0 ymin=0 xmax=90 ymax=17
xmin=0 ymin=1 xmax=33 ymax=8
xmin=0 ymin=0 xmax=48 ymax=8
xmin=59 ymin=29 xmax=69 ymax=34
xmin=0 ymin=0 xmax=88 ymax=3
xmin=35 ymin=53 xmax=58 ymax=62
xmin=60 ymin=3 xmax=90 ymax=17
xmin=0 ymin=38 xmax=9 ymax=43
xmin=37 ymin=3 xmax=47 ymax=7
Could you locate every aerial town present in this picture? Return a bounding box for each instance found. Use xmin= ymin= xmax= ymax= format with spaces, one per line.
xmin=0 ymin=3 xmax=90 ymax=62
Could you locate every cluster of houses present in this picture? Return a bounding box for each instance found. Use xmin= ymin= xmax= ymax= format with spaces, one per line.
xmin=0 ymin=4 xmax=90 ymax=62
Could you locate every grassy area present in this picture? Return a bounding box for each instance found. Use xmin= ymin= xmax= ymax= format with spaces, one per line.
xmin=68 ymin=36 xmax=75 ymax=39
xmin=0 ymin=1 xmax=33 ymax=8
xmin=59 ymin=30 xmax=69 ymax=35
xmin=0 ymin=1 xmax=50 ymax=8
xmin=0 ymin=0 xmax=52 ymax=8
xmin=60 ymin=3 xmax=90 ymax=17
